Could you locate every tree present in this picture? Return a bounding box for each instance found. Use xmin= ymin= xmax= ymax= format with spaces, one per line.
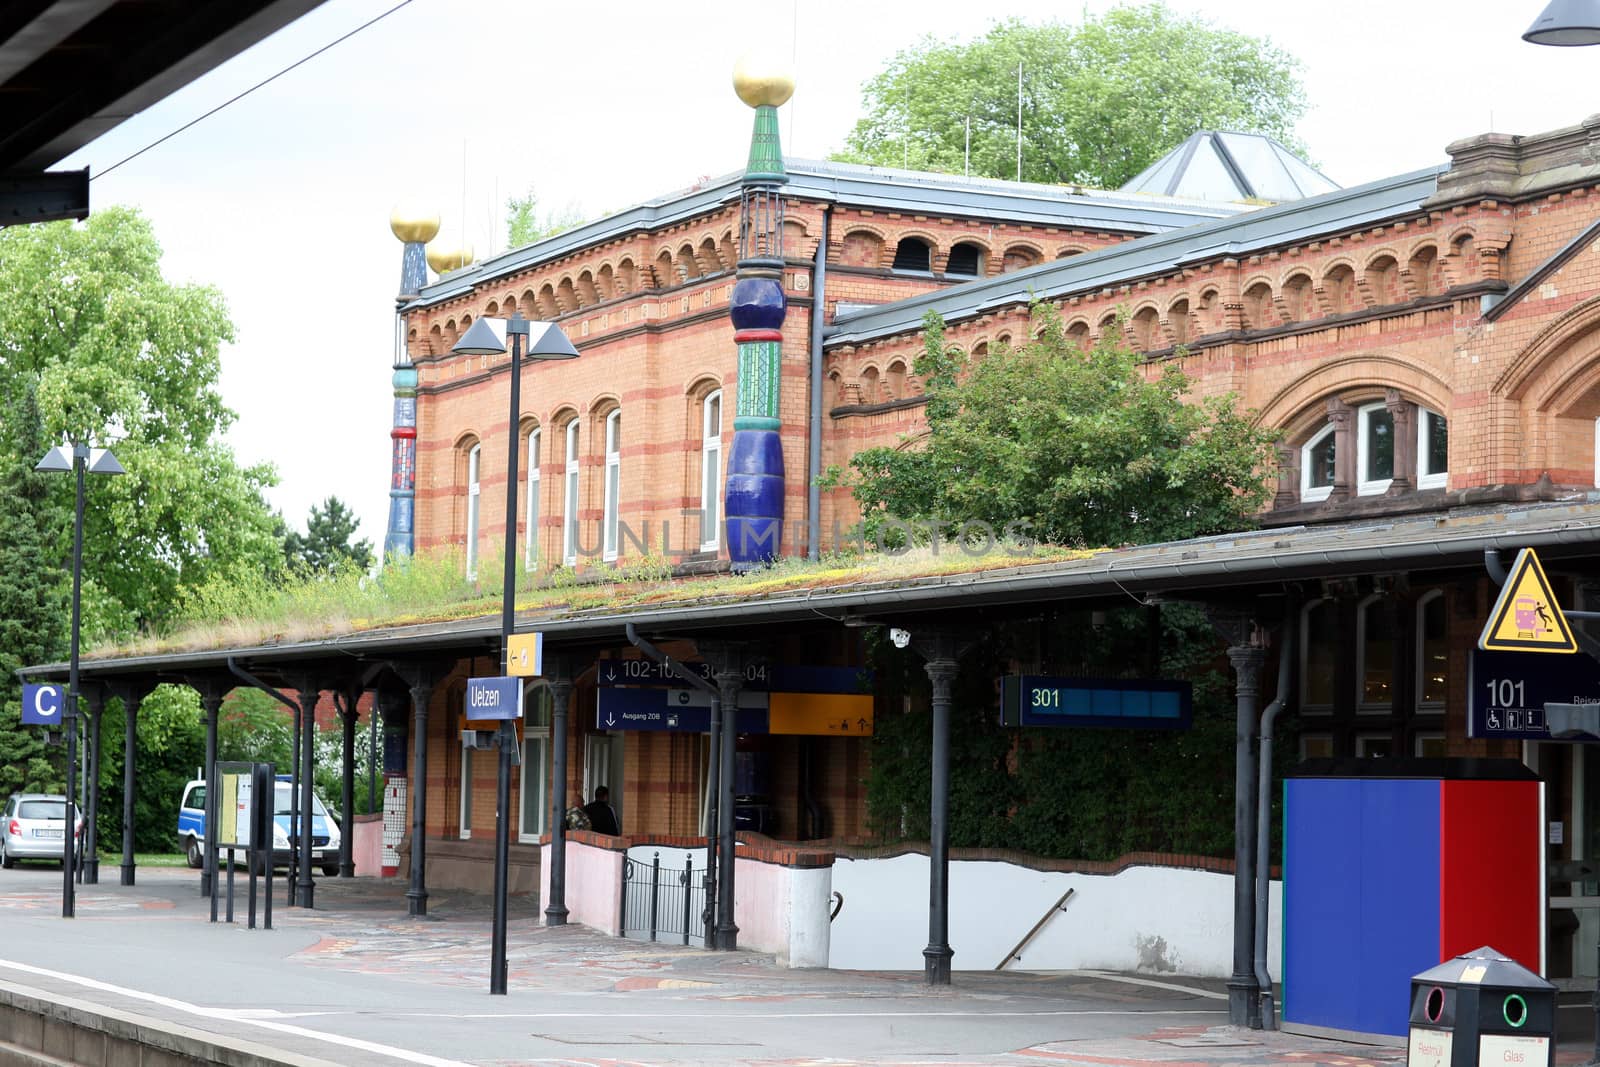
xmin=506 ymin=186 xmax=586 ymax=247
xmin=284 ymin=496 xmax=374 ymax=577
xmin=0 ymin=207 xmax=285 ymax=636
xmin=834 ymin=5 xmax=1307 ymax=188
xmin=839 ymin=308 xmax=1276 ymax=549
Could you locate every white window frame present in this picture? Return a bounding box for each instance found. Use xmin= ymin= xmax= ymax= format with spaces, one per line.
xmin=602 ymin=410 xmax=621 ymax=562
xmin=518 ymin=686 xmax=551 ymax=844
xmin=1417 ymin=408 xmax=1448 ymax=490
xmin=1356 ymin=401 xmax=1394 ymax=496
xmin=701 ymin=390 xmax=722 ymax=552
xmin=1300 ymin=423 xmax=1335 ymax=503
xmin=583 ymin=733 xmax=623 ymax=828
xmin=1414 ymin=732 xmax=1446 ymax=758
xmin=1299 ymin=598 xmax=1334 ymax=714
xmin=525 ymin=428 xmax=541 ymax=568
xmin=1415 ymin=589 xmax=1447 ymax=710
xmin=1355 ymin=593 xmax=1393 ymax=715
xmin=459 ymin=743 xmax=477 ymax=840
xmin=1355 ymin=733 xmax=1394 ymax=758
xmin=562 ymin=421 xmax=580 ymax=566
xmin=465 ymin=443 xmax=481 ymax=579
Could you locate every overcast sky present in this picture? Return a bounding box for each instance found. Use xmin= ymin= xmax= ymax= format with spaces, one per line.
xmin=54 ymin=0 xmax=1600 ymax=550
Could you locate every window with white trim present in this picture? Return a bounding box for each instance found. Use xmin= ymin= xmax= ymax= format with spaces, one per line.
xmin=465 ymin=442 xmax=482 ymax=579
xmin=518 ymin=688 xmax=551 ymax=843
xmin=602 ymin=410 xmax=621 ymax=562
xmin=1300 ymin=425 xmax=1336 ymax=503
xmin=701 ymin=390 xmax=722 ymax=552
xmin=459 ymin=743 xmax=478 ymax=839
xmin=525 ymin=428 xmax=541 ymax=568
xmin=1417 ymin=409 xmax=1448 ymax=490
xmin=1356 ymin=402 xmax=1394 ymax=495
xmin=562 ymin=420 xmax=580 ymax=566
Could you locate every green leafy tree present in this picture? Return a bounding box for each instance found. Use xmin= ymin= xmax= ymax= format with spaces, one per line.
xmin=0 ymin=206 xmax=285 ymax=637
xmin=834 ymin=5 xmax=1307 ymax=187
xmin=841 ymin=307 xmax=1276 ymax=549
xmin=506 ymin=186 xmax=586 ymax=247
xmin=0 ymin=384 xmax=68 ymax=796
xmin=284 ymin=496 xmax=374 ymax=577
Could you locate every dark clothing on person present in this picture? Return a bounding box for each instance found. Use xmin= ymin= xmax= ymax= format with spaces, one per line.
xmin=583 ymin=799 xmax=619 ymax=835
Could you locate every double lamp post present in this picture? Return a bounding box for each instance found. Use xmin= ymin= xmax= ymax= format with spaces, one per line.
xmin=450 ymin=312 xmax=578 ymax=994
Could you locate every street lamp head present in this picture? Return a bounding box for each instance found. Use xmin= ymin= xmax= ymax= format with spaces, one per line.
xmin=88 ymin=450 xmax=124 ymax=476
xmin=35 ymin=447 xmax=71 ymax=472
xmin=452 ymin=316 xmax=508 ymax=357
xmin=1524 ymin=0 xmax=1600 ymax=45
xmin=526 ymin=321 xmax=580 ymax=361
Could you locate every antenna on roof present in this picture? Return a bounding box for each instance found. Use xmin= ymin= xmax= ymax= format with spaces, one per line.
xmin=965 ymin=115 xmax=971 ymax=179
xmin=1016 ymin=62 xmax=1023 ymax=181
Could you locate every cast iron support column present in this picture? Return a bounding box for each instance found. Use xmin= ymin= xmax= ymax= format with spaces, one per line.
xmin=1225 ymin=634 xmax=1265 ymax=1028
xmin=200 ymin=690 xmax=222 ymax=899
xmin=407 ymin=676 xmax=433 ymax=917
xmin=118 ymin=685 xmax=142 ymax=886
xmin=704 ymin=689 xmax=722 ymax=947
xmin=545 ymin=658 xmax=573 ymax=926
xmin=340 ymin=689 xmax=358 ymax=878
xmin=713 ymin=660 xmax=744 ymax=951
xmin=297 ymin=686 xmax=319 ymax=909
xmin=82 ymin=688 xmax=101 ymax=883
xmin=921 ymin=647 xmax=958 ymax=985
xmin=287 ymin=696 xmax=300 ymax=905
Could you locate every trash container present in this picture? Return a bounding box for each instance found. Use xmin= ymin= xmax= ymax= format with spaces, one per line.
xmin=1407 ymin=946 xmax=1555 ymax=1067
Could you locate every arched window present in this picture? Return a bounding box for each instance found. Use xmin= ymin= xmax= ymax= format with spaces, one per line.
xmin=1356 ymin=402 xmax=1395 ymax=495
xmin=1300 ymin=599 xmax=1336 ymax=714
xmin=701 ymin=390 xmax=722 ymax=552
xmin=602 ymin=410 xmax=621 ymax=562
xmin=562 ymin=420 xmax=580 ymax=566
xmin=891 ymin=237 xmax=931 ymax=272
xmin=946 ymin=242 xmax=984 ymax=276
xmin=1416 ymin=590 xmax=1448 ymax=708
xmin=1357 ymin=595 xmax=1395 ymax=712
xmin=1300 ymin=424 xmax=1336 ymax=503
xmin=1418 ymin=407 xmax=1448 ymax=490
xmin=525 ymin=427 xmax=541 ymax=568
xmin=465 ymin=442 xmax=481 ymax=579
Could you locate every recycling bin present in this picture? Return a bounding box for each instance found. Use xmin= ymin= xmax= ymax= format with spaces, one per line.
xmin=1407 ymin=946 xmax=1555 ymax=1067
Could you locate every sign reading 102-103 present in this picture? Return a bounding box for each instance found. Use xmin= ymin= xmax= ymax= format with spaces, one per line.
xmin=999 ymin=676 xmax=1192 ymax=730
xmin=465 ymin=676 xmax=523 ymax=721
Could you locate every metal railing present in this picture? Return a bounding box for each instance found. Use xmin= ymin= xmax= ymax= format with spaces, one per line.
xmin=621 ymin=851 xmax=707 ymax=947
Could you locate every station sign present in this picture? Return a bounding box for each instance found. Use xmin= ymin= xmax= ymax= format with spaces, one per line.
xmin=595 ymin=673 xmax=876 ymax=736
xmin=1468 ymin=648 xmax=1600 ymax=741
xmin=597 ymin=659 xmax=873 ymax=696
xmin=999 ymin=676 xmax=1192 ymax=730
xmin=465 ymin=676 xmax=523 ymax=721
xmin=596 ymin=686 xmax=769 ymax=733
xmin=19 ymin=683 xmax=63 ymax=725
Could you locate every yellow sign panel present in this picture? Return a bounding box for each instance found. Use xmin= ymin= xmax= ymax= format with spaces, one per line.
xmin=1478 ymin=547 xmax=1577 ymax=654
xmin=507 ymin=632 xmax=543 ymax=677
xmin=218 ymin=773 xmax=239 ymax=846
xmin=462 ymin=712 xmax=524 ymax=740
xmin=769 ymin=692 xmax=874 ymax=736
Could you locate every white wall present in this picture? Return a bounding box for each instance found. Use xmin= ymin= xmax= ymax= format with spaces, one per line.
xmin=828 ymin=854 xmax=1280 ymax=978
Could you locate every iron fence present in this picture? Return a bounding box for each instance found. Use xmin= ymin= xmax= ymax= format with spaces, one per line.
xmin=621 ymin=851 xmax=707 ymax=947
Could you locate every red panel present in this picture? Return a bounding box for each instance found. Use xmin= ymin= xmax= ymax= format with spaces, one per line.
xmin=1439 ymin=780 xmax=1543 ymax=972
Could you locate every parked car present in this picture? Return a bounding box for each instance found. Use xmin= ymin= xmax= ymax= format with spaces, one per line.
xmin=177 ymin=776 xmax=341 ymax=876
xmin=1 ymin=793 xmax=83 ymax=869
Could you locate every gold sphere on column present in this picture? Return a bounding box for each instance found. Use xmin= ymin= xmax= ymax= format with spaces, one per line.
xmin=733 ymin=53 xmax=795 ymax=109
xmin=389 ymin=204 xmax=440 ymax=244
xmin=426 ymin=243 xmax=475 ymax=275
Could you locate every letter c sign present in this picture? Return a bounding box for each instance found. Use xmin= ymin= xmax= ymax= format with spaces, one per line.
xmin=21 ymin=684 xmax=63 ymax=725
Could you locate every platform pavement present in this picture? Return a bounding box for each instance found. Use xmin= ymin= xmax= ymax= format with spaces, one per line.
xmin=0 ymin=863 xmax=1576 ymax=1066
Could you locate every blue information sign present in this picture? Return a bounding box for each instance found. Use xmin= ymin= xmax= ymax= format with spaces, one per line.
xmin=999 ymin=676 xmax=1192 ymax=730
xmin=20 ymin=683 xmax=63 ymax=726
xmin=596 ymin=687 xmax=771 ymax=733
xmin=1469 ymin=648 xmax=1600 ymax=741
xmin=595 ymin=659 xmax=873 ymax=695
xmin=465 ymin=676 xmax=522 ymax=721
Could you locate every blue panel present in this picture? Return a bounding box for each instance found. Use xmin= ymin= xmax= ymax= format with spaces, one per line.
xmin=596 ymin=688 xmax=772 ymax=733
xmin=1003 ymin=676 xmax=1192 ymax=729
xmin=729 ymin=277 xmax=787 ymax=331
xmin=1283 ymin=778 xmax=1439 ymax=1037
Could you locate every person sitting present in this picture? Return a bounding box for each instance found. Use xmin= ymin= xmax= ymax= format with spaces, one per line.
xmin=582 ymin=786 xmax=619 ymax=836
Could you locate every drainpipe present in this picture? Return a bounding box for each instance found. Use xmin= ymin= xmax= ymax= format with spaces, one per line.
xmin=1253 ymin=598 xmax=1295 ymax=1031
xmin=625 ymin=623 xmax=722 ymax=944
xmin=806 ymin=207 xmax=831 ymax=560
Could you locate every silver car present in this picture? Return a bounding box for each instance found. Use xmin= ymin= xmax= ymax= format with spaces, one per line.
xmin=1 ymin=794 xmax=83 ymax=868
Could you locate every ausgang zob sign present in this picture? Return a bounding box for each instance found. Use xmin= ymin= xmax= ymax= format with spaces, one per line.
xmin=465 ymin=676 xmax=523 ymax=721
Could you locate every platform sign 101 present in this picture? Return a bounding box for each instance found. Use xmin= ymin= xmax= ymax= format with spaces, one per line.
xmin=999 ymin=676 xmax=1192 ymax=730
xmin=1469 ymin=648 xmax=1600 ymax=741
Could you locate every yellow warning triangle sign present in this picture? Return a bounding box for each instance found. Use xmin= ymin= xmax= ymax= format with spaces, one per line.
xmin=1478 ymin=547 xmax=1577 ymax=654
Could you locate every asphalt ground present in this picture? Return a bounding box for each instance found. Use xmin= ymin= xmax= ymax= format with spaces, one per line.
xmin=0 ymin=860 xmax=1575 ymax=1066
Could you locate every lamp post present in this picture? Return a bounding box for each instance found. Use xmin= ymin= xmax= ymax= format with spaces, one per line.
xmin=451 ymin=312 xmax=577 ymax=995
xmin=36 ymin=443 xmax=123 ymax=919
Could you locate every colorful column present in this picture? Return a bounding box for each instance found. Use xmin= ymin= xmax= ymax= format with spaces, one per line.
xmin=725 ymin=61 xmax=794 ymax=569
xmin=386 ymin=207 xmax=439 ymax=559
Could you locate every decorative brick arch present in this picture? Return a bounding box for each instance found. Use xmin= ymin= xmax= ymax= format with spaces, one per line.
xmin=1252 ymin=353 xmax=1453 ymax=433
xmin=1498 ymin=294 xmax=1600 ymax=402
xmin=835 ymin=225 xmax=886 ymax=269
xmin=891 ymin=228 xmax=942 ymax=271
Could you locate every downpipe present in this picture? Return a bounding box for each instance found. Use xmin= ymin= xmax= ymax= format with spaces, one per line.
xmin=1253 ymin=600 xmax=1295 ymax=1030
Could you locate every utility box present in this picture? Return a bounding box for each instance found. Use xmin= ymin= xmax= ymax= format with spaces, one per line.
xmin=1283 ymin=759 xmax=1544 ymax=1041
xmin=1407 ymin=946 xmax=1555 ymax=1067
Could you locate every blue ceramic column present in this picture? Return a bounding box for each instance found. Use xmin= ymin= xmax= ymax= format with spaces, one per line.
xmin=386 ymin=207 xmax=439 ymax=558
